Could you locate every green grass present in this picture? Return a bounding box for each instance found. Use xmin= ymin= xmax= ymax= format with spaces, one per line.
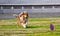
xmin=0 ymin=17 xmax=60 ymax=36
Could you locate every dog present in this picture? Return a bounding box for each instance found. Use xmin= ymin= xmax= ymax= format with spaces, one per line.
xmin=16 ymin=11 xmax=29 ymax=28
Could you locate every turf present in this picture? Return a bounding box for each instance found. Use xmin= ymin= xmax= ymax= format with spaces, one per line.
xmin=0 ymin=17 xmax=60 ymax=36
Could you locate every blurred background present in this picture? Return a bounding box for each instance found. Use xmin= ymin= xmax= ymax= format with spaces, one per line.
xmin=0 ymin=0 xmax=60 ymax=19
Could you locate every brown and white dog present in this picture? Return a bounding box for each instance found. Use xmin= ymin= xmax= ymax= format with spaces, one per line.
xmin=16 ymin=11 xmax=29 ymax=28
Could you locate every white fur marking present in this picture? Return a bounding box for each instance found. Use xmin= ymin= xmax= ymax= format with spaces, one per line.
xmin=21 ymin=23 xmax=27 ymax=28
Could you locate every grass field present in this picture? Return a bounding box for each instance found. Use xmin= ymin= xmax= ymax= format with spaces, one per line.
xmin=0 ymin=17 xmax=60 ymax=36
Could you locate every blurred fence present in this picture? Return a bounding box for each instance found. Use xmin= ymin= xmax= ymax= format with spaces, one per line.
xmin=0 ymin=12 xmax=60 ymax=19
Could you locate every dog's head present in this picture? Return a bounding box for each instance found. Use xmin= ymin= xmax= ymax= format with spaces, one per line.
xmin=19 ymin=11 xmax=28 ymax=18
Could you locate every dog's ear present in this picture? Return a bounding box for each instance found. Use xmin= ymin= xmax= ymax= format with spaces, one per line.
xmin=19 ymin=12 xmax=24 ymax=17
xmin=13 ymin=14 xmax=18 ymax=17
xmin=13 ymin=14 xmax=19 ymax=18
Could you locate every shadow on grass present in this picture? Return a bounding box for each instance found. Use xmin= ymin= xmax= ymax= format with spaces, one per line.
xmin=26 ymin=25 xmax=42 ymax=28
